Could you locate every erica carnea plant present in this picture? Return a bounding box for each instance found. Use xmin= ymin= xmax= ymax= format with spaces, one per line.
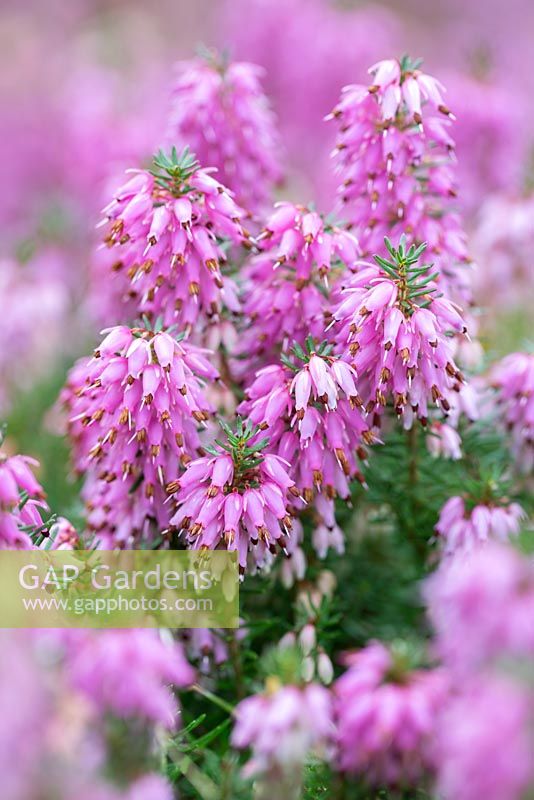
xmin=2 ymin=28 xmax=533 ymax=800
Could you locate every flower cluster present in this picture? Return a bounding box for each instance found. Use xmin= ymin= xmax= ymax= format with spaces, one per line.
xmin=328 ymin=56 xmax=470 ymax=301
xmin=65 ymin=629 xmax=195 ymax=727
xmin=232 ymin=678 xmax=333 ymax=786
xmin=62 ymin=325 xmax=218 ymax=546
xmin=239 ymin=338 xmax=373 ymax=555
xmin=235 ymin=202 xmax=360 ymax=371
xmin=334 ymin=237 xmax=467 ymax=427
xmin=435 ymin=495 xmax=525 ymax=557
xmin=167 ymin=419 xmax=297 ymax=573
xmin=166 ymin=50 xmax=282 ymax=213
xmin=98 ymin=147 xmax=250 ymax=330
xmin=0 ymin=441 xmax=47 ymax=549
xmin=334 ymin=641 xmax=447 ymax=785
xmin=490 ymin=351 xmax=534 ymax=473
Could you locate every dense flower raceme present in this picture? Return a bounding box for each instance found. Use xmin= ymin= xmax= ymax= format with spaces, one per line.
xmin=232 ymin=678 xmax=333 ymax=785
xmin=166 ymin=51 xmax=282 ymax=213
xmin=334 ymin=642 xmax=447 ymax=785
xmin=235 ymin=202 xmax=360 ymax=371
xmin=0 ymin=630 xmax=189 ymax=800
xmin=490 ymin=352 xmax=534 ymax=473
xmin=426 ymin=546 xmax=534 ymax=800
xmin=62 ymin=325 xmax=218 ymax=546
xmin=97 ymin=147 xmax=250 ymax=330
xmin=238 ymin=339 xmax=374 ymax=554
xmin=167 ymin=419 xmax=297 ymax=572
xmin=435 ymin=495 xmax=525 ymax=556
xmin=328 ymin=57 xmax=470 ymax=301
xmin=333 ymin=238 xmax=468 ymax=427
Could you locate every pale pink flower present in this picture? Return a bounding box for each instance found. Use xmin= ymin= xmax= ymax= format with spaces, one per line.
xmin=232 ymin=680 xmax=333 ymax=780
xmin=435 ymin=495 xmax=525 ymax=555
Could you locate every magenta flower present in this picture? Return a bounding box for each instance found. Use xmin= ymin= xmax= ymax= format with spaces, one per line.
xmin=167 ymin=419 xmax=297 ymax=573
xmin=98 ymin=148 xmax=250 ymax=330
xmin=435 ymin=495 xmax=525 ymax=556
xmin=235 ymin=202 xmax=360 ymax=372
xmin=238 ymin=339 xmax=374 ymax=557
xmin=66 ymin=630 xmax=195 ymax=727
xmin=0 ymin=444 xmax=47 ymax=549
xmin=166 ymin=50 xmax=282 ymax=213
xmin=327 ymin=56 xmax=470 ymax=301
xmin=490 ymin=351 xmax=534 ymax=473
xmin=334 ymin=237 xmax=468 ymax=427
xmin=62 ymin=325 xmax=218 ymax=546
xmin=334 ymin=641 xmax=448 ymax=785
xmin=435 ymin=674 xmax=533 ymax=800
xmin=232 ymin=679 xmax=333 ymax=782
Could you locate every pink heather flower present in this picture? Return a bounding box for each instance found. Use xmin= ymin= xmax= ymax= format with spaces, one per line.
xmin=98 ymin=148 xmax=250 ymax=330
xmin=435 ymin=675 xmax=533 ymax=800
xmin=328 ymin=57 xmax=470 ymax=301
xmin=232 ymin=680 xmax=333 ymax=780
xmin=166 ymin=51 xmax=282 ymax=213
xmin=235 ymin=202 xmax=360 ymax=371
xmin=427 ymin=422 xmax=462 ymax=460
xmin=238 ymin=344 xmax=374 ymax=557
xmin=334 ymin=238 xmax=468 ymax=427
xmin=0 ymin=446 xmax=47 ymax=549
xmin=65 ymin=630 xmax=195 ymax=727
xmin=490 ymin=351 xmax=534 ymax=472
xmin=425 ymin=543 xmax=534 ymax=673
xmin=435 ymin=495 xmax=525 ymax=556
xmin=334 ymin=642 xmax=448 ymax=785
xmin=168 ymin=420 xmax=297 ymax=573
xmin=62 ymin=325 xmax=218 ymax=546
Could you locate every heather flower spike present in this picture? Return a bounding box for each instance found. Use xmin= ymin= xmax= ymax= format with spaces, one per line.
xmin=328 ymin=56 xmax=470 ymax=302
xmin=99 ymin=146 xmax=250 ymax=330
xmin=166 ymin=50 xmax=283 ymax=212
xmin=334 ymin=236 xmax=468 ymax=427
xmin=235 ymin=202 xmax=360 ymax=373
xmin=62 ymin=324 xmax=218 ymax=546
xmin=167 ymin=417 xmax=297 ymax=573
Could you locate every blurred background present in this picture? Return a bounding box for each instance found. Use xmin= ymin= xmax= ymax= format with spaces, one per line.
xmin=1 ymin=0 xmax=532 ymax=517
